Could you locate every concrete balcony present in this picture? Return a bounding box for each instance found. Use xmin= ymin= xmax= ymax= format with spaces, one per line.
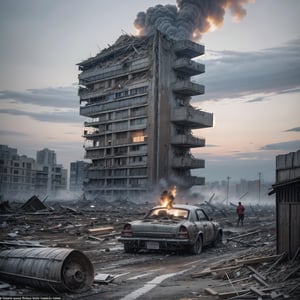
xmin=78 ymin=57 xmax=150 ymax=84
xmin=84 ymin=120 xmax=102 ymax=127
xmin=84 ymin=152 xmax=104 ymax=159
xmin=171 ymin=107 xmax=213 ymax=129
xmin=78 ymin=87 xmax=104 ymax=100
xmin=172 ymin=156 xmax=205 ymax=169
xmin=174 ymin=40 xmax=204 ymax=58
xmin=173 ymin=80 xmax=204 ymax=96
xmin=173 ymin=58 xmax=205 ymax=76
xmin=80 ymin=96 xmax=148 ymax=117
xmin=171 ymin=134 xmax=205 ymax=148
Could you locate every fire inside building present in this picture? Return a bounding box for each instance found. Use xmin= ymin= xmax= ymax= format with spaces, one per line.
xmin=78 ymin=31 xmax=213 ymax=201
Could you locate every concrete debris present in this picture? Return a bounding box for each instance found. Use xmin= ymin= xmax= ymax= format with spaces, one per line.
xmin=20 ymin=195 xmax=48 ymax=212
xmin=94 ymin=273 xmax=114 ymax=284
xmin=192 ymin=247 xmax=300 ymax=299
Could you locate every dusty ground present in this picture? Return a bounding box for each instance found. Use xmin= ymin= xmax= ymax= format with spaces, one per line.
xmin=0 ymin=198 xmax=299 ymax=299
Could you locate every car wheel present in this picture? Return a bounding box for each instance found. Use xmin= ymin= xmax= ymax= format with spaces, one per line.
xmin=190 ymin=236 xmax=203 ymax=255
xmin=213 ymin=231 xmax=222 ymax=247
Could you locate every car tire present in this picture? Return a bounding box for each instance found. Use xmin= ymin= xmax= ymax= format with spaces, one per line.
xmin=213 ymin=231 xmax=223 ymax=247
xmin=190 ymin=236 xmax=203 ymax=255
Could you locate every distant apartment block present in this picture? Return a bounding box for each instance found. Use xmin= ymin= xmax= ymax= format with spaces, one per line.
xmin=0 ymin=145 xmax=67 ymax=201
xmin=36 ymin=148 xmax=57 ymax=166
xmin=69 ymin=160 xmax=89 ymax=191
xmin=78 ymin=31 xmax=213 ymax=201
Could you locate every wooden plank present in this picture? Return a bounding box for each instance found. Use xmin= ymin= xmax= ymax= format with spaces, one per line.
xmin=227 ymin=238 xmax=257 ymax=247
xmin=227 ymin=230 xmax=261 ymax=240
xmin=204 ymin=287 xmax=218 ymax=296
xmin=291 ymin=247 xmax=300 ymax=263
xmin=250 ymin=286 xmax=268 ymax=298
xmin=88 ymin=235 xmax=104 ymax=241
xmin=191 ymin=265 xmax=243 ymax=278
xmin=283 ymin=265 xmax=300 ymax=281
xmin=215 ymin=276 xmax=251 ymax=287
xmin=246 ymin=265 xmax=266 ymax=281
xmin=266 ymin=252 xmax=286 ymax=273
xmin=235 ymin=254 xmax=280 ymax=266
xmin=191 ymin=267 xmax=211 ymax=278
xmin=87 ymin=226 xmax=114 ymax=234
xmin=218 ymin=289 xmax=249 ymax=299
xmin=252 ymin=274 xmax=269 ymax=287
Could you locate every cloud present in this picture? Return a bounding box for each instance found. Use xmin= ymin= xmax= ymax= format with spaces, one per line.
xmin=0 ymin=85 xmax=86 ymax=124
xmin=259 ymin=140 xmax=300 ymax=151
xmin=246 ymin=96 xmax=267 ymax=103
xmin=0 ymin=108 xmax=82 ymax=124
xmin=0 ymin=130 xmax=30 ymax=137
xmin=285 ymin=127 xmax=300 ymax=132
xmin=0 ymin=86 xmax=78 ymax=108
xmin=194 ymin=38 xmax=300 ymax=102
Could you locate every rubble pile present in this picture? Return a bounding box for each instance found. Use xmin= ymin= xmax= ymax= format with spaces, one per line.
xmin=192 ymin=246 xmax=300 ymax=299
xmin=0 ymin=196 xmax=150 ymax=251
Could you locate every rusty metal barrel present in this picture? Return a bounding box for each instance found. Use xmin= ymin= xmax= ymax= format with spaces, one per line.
xmin=0 ymin=247 xmax=94 ymax=293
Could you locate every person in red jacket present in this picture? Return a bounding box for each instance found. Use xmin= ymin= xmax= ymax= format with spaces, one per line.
xmin=236 ymin=201 xmax=245 ymax=226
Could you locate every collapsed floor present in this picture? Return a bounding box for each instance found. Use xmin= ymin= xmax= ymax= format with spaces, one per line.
xmin=0 ymin=197 xmax=299 ymax=299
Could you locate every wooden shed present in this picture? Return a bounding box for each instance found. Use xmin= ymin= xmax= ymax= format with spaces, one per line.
xmin=271 ymin=150 xmax=300 ymax=259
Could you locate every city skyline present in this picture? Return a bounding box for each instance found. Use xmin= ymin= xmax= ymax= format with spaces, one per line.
xmin=0 ymin=0 xmax=299 ymax=183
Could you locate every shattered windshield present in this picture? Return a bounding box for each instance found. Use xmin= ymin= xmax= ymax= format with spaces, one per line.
xmin=145 ymin=208 xmax=189 ymax=220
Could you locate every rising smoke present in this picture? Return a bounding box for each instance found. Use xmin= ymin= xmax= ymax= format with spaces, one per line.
xmin=134 ymin=0 xmax=255 ymax=41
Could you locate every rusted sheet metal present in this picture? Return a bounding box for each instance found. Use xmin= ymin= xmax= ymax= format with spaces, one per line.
xmin=20 ymin=195 xmax=48 ymax=211
xmin=0 ymin=247 xmax=94 ymax=293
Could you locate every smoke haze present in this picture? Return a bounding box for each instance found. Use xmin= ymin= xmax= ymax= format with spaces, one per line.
xmin=134 ymin=0 xmax=255 ymax=41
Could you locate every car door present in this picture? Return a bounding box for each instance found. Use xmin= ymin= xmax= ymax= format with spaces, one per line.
xmin=195 ymin=209 xmax=214 ymax=245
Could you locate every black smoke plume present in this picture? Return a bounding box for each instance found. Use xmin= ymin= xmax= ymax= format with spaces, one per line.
xmin=134 ymin=0 xmax=255 ymax=41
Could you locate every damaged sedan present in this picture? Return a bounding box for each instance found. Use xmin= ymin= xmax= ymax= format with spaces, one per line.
xmin=119 ymin=204 xmax=223 ymax=254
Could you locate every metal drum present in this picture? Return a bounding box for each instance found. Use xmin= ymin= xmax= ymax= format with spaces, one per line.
xmin=0 ymin=247 xmax=94 ymax=293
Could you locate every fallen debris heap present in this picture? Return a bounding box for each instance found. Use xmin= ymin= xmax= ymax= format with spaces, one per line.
xmin=192 ymin=247 xmax=300 ymax=299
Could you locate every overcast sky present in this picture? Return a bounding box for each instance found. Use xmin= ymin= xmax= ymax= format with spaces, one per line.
xmin=0 ymin=0 xmax=299 ymax=184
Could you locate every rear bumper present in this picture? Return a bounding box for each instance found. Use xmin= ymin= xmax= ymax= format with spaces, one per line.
xmin=118 ymin=237 xmax=193 ymax=250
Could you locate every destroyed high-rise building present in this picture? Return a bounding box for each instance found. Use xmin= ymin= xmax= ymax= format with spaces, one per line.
xmin=78 ymin=31 xmax=213 ymax=201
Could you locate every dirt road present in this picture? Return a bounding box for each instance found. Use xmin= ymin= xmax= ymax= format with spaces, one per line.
xmin=70 ymin=242 xmax=249 ymax=300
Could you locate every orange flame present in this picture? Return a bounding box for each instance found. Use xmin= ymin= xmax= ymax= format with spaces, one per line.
xmin=159 ymin=186 xmax=177 ymax=209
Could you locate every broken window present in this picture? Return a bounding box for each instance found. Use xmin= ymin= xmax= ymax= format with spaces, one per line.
xmin=131 ymin=106 xmax=146 ymax=117
xmin=115 ymin=121 xmax=128 ymax=130
xmin=115 ymin=109 xmax=128 ymax=119
xmin=129 ymin=168 xmax=147 ymax=176
xmin=130 ymin=118 xmax=147 ymax=127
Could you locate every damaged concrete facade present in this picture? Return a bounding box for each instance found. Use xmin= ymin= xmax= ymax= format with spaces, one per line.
xmin=78 ymin=31 xmax=213 ymax=201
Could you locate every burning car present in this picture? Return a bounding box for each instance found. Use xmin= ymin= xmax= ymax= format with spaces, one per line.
xmin=119 ymin=204 xmax=223 ymax=254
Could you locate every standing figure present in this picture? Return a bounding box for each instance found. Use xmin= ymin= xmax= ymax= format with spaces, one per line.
xmin=160 ymin=191 xmax=168 ymax=206
xmin=236 ymin=201 xmax=245 ymax=226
